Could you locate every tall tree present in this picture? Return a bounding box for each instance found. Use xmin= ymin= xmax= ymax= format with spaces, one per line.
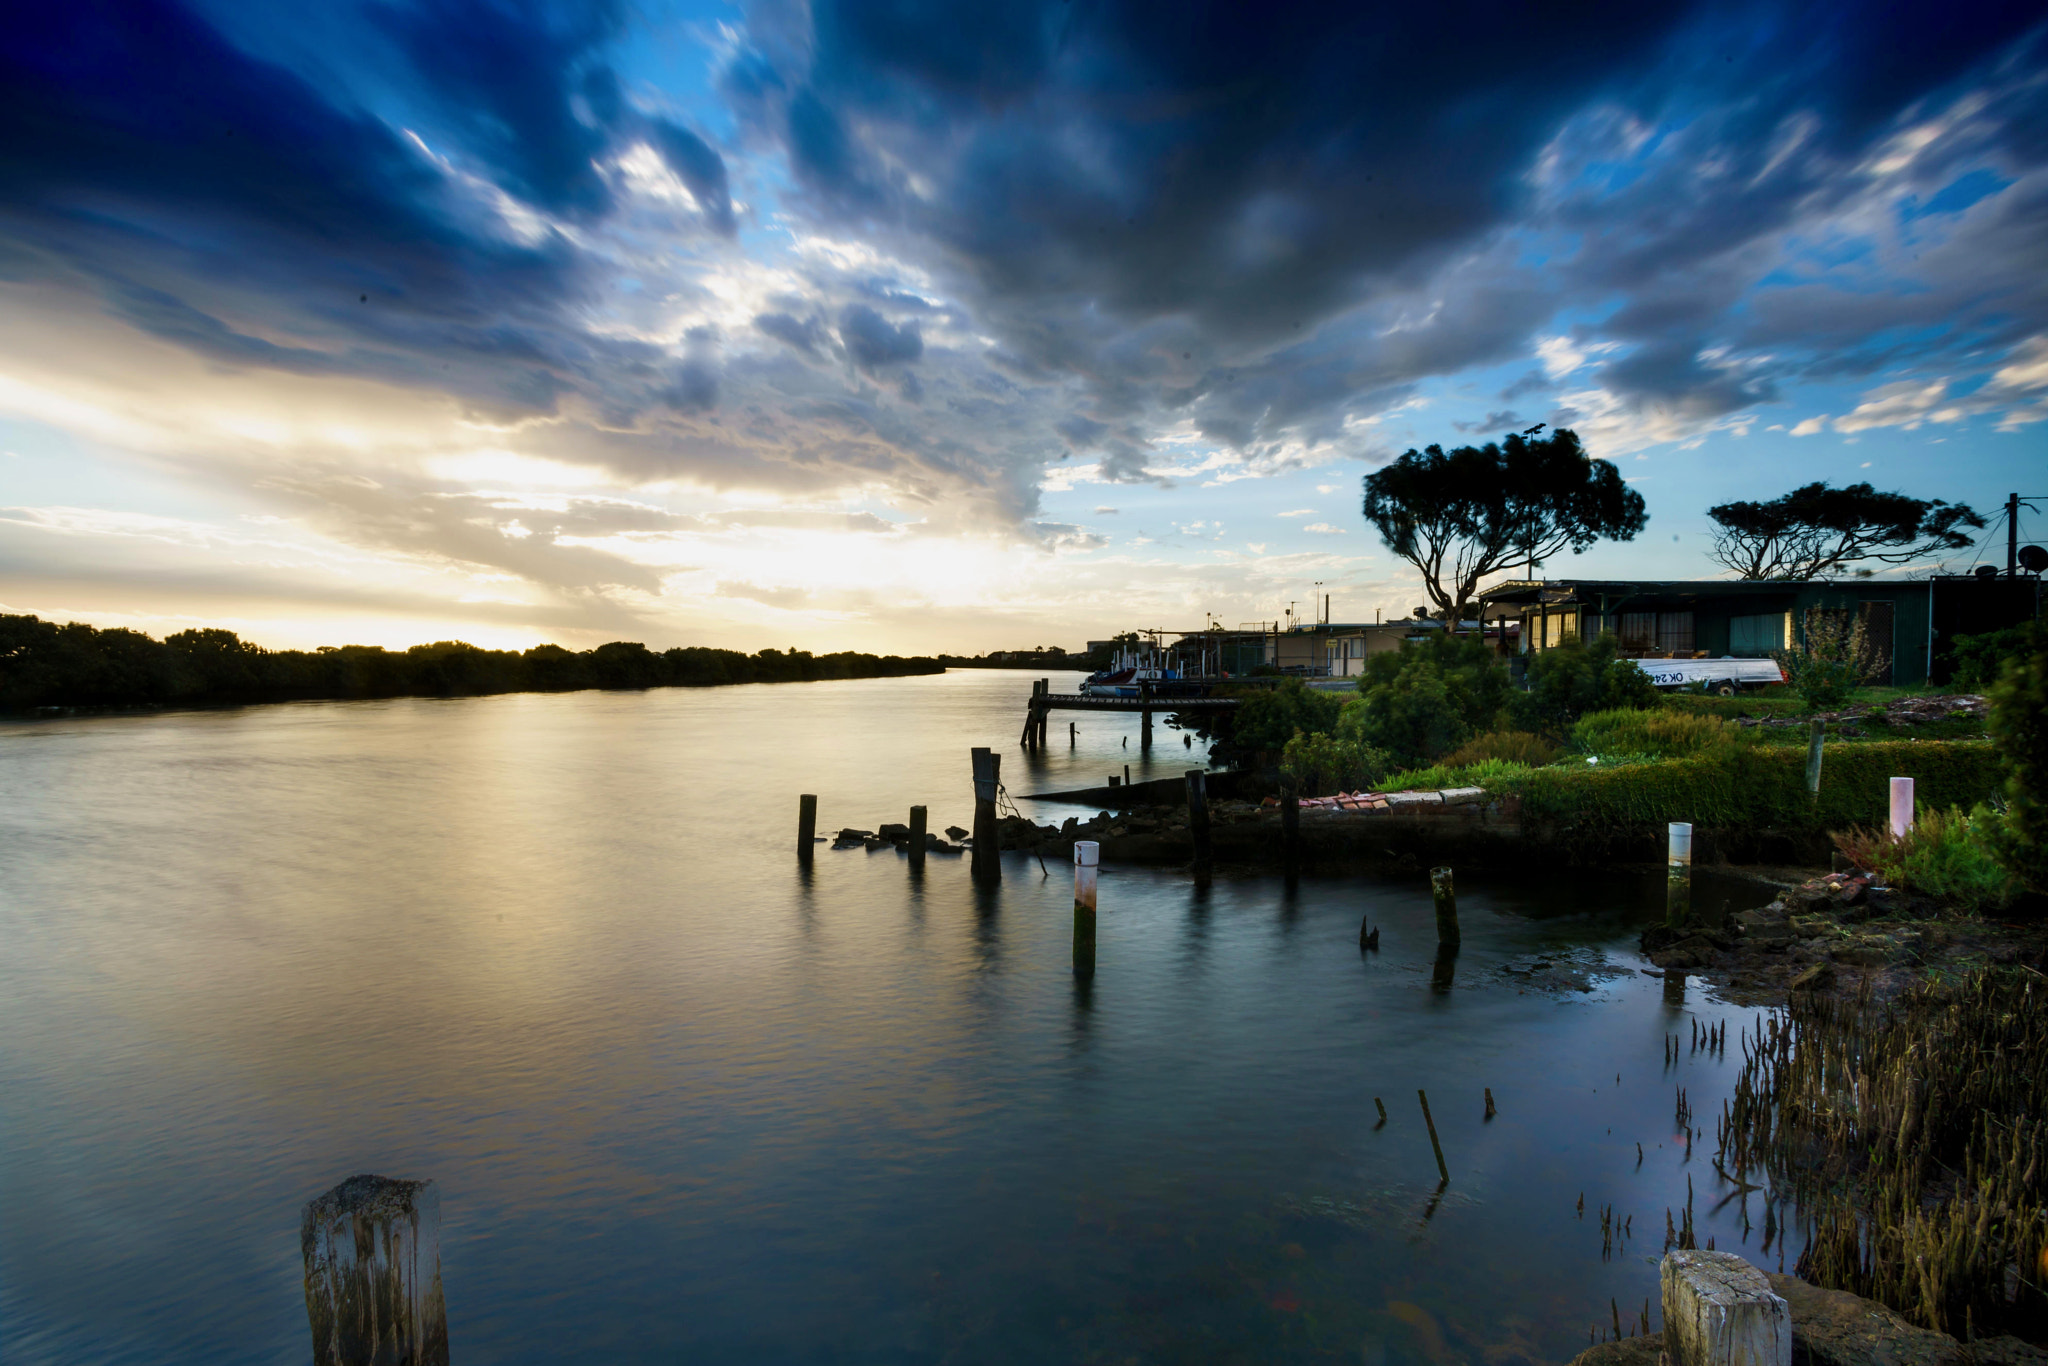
xmin=1360 ymin=427 xmax=1647 ymax=624
xmin=1706 ymin=482 xmax=1983 ymax=580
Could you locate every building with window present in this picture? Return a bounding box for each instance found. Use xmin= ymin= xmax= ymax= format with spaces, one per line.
xmin=1477 ymin=575 xmax=2039 ymax=688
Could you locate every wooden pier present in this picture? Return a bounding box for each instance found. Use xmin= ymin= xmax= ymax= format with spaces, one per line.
xmin=1019 ymin=678 xmax=1239 ymax=752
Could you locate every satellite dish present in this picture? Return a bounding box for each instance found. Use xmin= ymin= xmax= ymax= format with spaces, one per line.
xmin=1975 ymin=565 xmax=2000 ymax=580
xmin=2020 ymin=544 xmax=2048 ymax=573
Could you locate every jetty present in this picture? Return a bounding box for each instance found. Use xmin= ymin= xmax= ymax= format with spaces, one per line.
xmin=1017 ymin=677 xmax=1241 ymax=751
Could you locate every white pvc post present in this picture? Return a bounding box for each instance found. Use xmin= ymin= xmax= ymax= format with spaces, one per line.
xmin=1889 ymin=777 xmax=1914 ymax=840
xmin=1073 ymin=841 xmax=1099 ymax=978
xmin=1667 ymin=822 xmax=1694 ymax=925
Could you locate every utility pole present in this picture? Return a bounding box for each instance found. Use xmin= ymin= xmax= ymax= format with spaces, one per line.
xmin=2010 ymin=491 xmax=2021 ymax=577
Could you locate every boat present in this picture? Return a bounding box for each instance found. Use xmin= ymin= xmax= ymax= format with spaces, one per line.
xmin=1625 ymin=657 xmax=1785 ymax=694
xmin=1081 ymin=646 xmax=1183 ymax=697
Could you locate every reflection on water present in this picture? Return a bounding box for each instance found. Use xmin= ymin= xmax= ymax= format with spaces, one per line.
xmin=1 ymin=672 xmax=1785 ymax=1365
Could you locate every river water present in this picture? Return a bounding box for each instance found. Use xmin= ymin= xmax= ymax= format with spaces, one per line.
xmin=0 ymin=670 xmax=1788 ymax=1364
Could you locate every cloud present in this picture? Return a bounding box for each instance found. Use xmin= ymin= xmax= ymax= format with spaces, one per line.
xmin=837 ymin=303 xmax=922 ymax=370
xmin=1301 ymin=523 xmax=1347 ymax=535
xmin=1790 ymin=415 xmax=1829 ymax=436
xmin=1276 ymin=509 xmax=1318 ymax=518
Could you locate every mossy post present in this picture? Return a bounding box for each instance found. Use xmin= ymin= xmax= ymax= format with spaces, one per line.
xmin=970 ymin=748 xmax=1001 ymax=885
xmin=1430 ymin=866 xmax=1459 ymax=947
xmin=1889 ymin=776 xmax=1914 ymax=839
xmin=908 ymin=804 xmax=927 ymax=873
xmin=1667 ymin=822 xmax=1693 ymax=925
xmin=797 ymin=794 xmax=817 ymax=864
xmin=1185 ymin=769 xmax=1213 ymax=883
xmin=302 ymin=1174 xmax=448 ymax=1366
xmin=1073 ymin=840 xmax=1099 ymax=977
xmin=1805 ymin=721 xmax=1826 ymax=795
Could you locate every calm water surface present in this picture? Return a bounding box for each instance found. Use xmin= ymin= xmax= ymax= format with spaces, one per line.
xmin=1 ymin=670 xmax=1787 ymax=1364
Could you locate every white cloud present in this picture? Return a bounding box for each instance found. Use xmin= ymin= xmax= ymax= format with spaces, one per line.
xmin=1301 ymin=523 xmax=1347 ymax=535
xmin=1276 ymin=508 xmax=1318 ymax=517
xmin=1790 ymin=415 xmax=1828 ymax=436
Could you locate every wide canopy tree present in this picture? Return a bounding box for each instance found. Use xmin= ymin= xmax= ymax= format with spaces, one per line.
xmin=1706 ymin=482 xmax=1984 ymax=580
xmin=1360 ymin=427 xmax=1647 ymax=624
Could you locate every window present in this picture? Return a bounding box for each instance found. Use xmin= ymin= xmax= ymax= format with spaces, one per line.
xmin=1728 ymin=613 xmax=1783 ymax=656
xmin=1656 ymin=612 xmax=1695 ymax=655
xmin=1618 ymin=612 xmax=1656 ymax=653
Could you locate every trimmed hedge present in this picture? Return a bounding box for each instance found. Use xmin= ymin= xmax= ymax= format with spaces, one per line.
xmin=1517 ymin=740 xmax=2001 ymax=839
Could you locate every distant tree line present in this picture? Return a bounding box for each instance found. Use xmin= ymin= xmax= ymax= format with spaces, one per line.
xmin=0 ymin=615 xmax=945 ymax=711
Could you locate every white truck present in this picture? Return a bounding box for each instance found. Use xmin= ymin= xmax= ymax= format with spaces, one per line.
xmin=1627 ymin=657 xmax=1785 ymax=695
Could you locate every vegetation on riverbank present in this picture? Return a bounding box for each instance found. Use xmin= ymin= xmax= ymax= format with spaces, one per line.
xmin=1719 ymin=970 xmax=2046 ymax=1341
xmin=1217 ymin=623 xmax=2043 ymax=893
xmin=0 ymin=614 xmax=944 ymax=711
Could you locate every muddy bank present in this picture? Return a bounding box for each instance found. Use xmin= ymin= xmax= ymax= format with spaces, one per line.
xmin=1639 ymin=870 xmax=2048 ymax=1007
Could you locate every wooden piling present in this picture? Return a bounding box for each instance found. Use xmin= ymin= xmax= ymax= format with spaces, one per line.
xmin=970 ymin=748 xmax=1001 ymax=885
xmin=1184 ymin=769 xmax=1212 ymax=881
xmin=1139 ymin=681 xmax=1152 ymax=751
xmin=1374 ymin=1096 xmax=1388 ymax=1124
xmin=302 ymin=1174 xmax=448 ymax=1366
xmin=1038 ymin=680 xmax=1050 ymax=748
xmin=908 ymin=805 xmax=927 ymax=873
xmin=1280 ymin=776 xmax=1300 ymax=874
xmin=1430 ymin=866 xmax=1459 ymax=947
xmin=1073 ymin=840 xmax=1099 ymax=977
xmin=1069 ymin=721 xmax=1076 ymax=747
xmin=797 ymin=793 xmax=818 ymax=863
xmin=1418 ymin=1089 xmax=1450 ymax=1183
xmin=1804 ymin=720 xmax=1826 ymax=795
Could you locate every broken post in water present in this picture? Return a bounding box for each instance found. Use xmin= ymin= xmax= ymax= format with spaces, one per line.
xmin=1667 ymin=822 xmax=1693 ymax=925
xmin=1660 ymin=1250 xmax=1789 ymax=1366
xmin=908 ymin=804 xmax=927 ymax=873
xmin=302 ymin=1174 xmax=449 ymax=1366
xmin=1073 ymin=840 xmax=1099 ymax=977
xmin=1418 ymin=1089 xmax=1450 ymax=1183
xmin=1804 ymin=720 xmax=1825 ymax=795
xmin=1889 ymin=776 xmax=1914 ymax=839
xmin=797 ymin=794 xmax=818 ymax=863
xmin=970 ymin=748 xmax=1001 ymax=885
xmin=1185 ymin=769 xmax=1213 ymax=882
xmin=1430 ymin=866 xmax=1459 ymax=947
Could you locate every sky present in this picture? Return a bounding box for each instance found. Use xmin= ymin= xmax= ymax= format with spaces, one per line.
xmin=2 ymin=0 xmax=2045 ymax=654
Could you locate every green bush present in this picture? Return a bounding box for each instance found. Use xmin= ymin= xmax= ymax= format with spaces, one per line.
xmin=1572 ymin=707 xmax=1744 ymax=760
xmin=1777 ymin=608 xmax=1887 ymax=712
xmin=1378 ymin=756 xmax=1537 ymax=793
xmin=1280 ymin=729 xmax=1392 ymax=796
xmin=1347 ymin=632 xmax=1512 ymax=764
xmin=1985 ymin=632 xmax=2048 ymax=894
xmin=1831 ymin=806 xmax=2017 ymax=913
xmin=1442 ymin=730 xmax=1559 ymax=767
xmin=1516 ymin=740 xmax=2002 ymax=839
xmin=1225 ymin=678 xmax=1346 ymax=759
xmin=1510 ymin=632 xmax=1659 ymax=735
xmin=1949 ymin=620 xmax=2045 ymax=691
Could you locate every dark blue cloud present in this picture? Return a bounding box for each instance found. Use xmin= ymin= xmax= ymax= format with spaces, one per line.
xmin=838 ymin=304 xmax=922 ymax=369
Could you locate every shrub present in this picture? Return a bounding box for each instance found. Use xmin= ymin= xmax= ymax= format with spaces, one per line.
xmin=1831 ymin=806 xmax=2018 ymax=914
xmin=1378 ymin=756 xmax=1537 ymax=794
xmin=1985 ymin=631 xmax=2048 ymax=894
xmin=1280 ymin=729 xmax=1392 ymax=796
xmin=1442 ymin=730 xmax=1559 ymax=767
xmin=1572 ymin=708 xmax=1743 ymax=761
xmin=1777 ymin=608 xmax=1887 ymax=712
xmin=1949 ymin=620 xmax=2045 ymax=691
xmin=1509 ymin=632 xmax=1659 ymax=735
xmin=1225 ymin=678 xmax=1346 ymax=760
xmin=1347 ymin=632 xmax=1512 ymax=765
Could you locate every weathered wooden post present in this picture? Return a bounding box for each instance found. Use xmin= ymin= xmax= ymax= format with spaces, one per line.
xmin=970 ymin=748 xmax=1001 ymax=885
xmin=1660 ymin=1250 xmax=1790 ymax=1366
xmin=1417 ymin=1090 xmax=1450 ymax=1183
xmin=302 ymin=1174 xmax=448 ymax=1366
xmin=1185 ymin=769 xmax=1213 ymax=882
xmin=1123 ymin=763 xmax=1131 ymax=787
xmin=1140 ymin=680 xmax=1152 ymax=752
xmin=1069 ymin=721 xmax=1076 ymax=747
xmin=908 ymin=804 xmax=927 ymax=873
xmin=1073 ymin=840 xmax=1099 ymax=977
xmin=1667 ymin=822 xmax=1693 ymax=925
xmin=1038 ymin=679 xmax=1051 ymax=748
xmin=1430 ymin=866 xmax=1459 ymax=947
xmin=797 ymin=794 xmax=818 ymax=863
xmin=1889 ymin=776 xmax=1914 ymax=840
xmin=1804 ymin=721 xmax=1825 ymax=795
xmin=1280 ymin=776 xmax=1300 ymax=874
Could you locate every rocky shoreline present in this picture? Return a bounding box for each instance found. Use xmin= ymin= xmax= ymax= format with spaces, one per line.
xmin=1640 ymin=868 xmax=2048 ymax=1007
